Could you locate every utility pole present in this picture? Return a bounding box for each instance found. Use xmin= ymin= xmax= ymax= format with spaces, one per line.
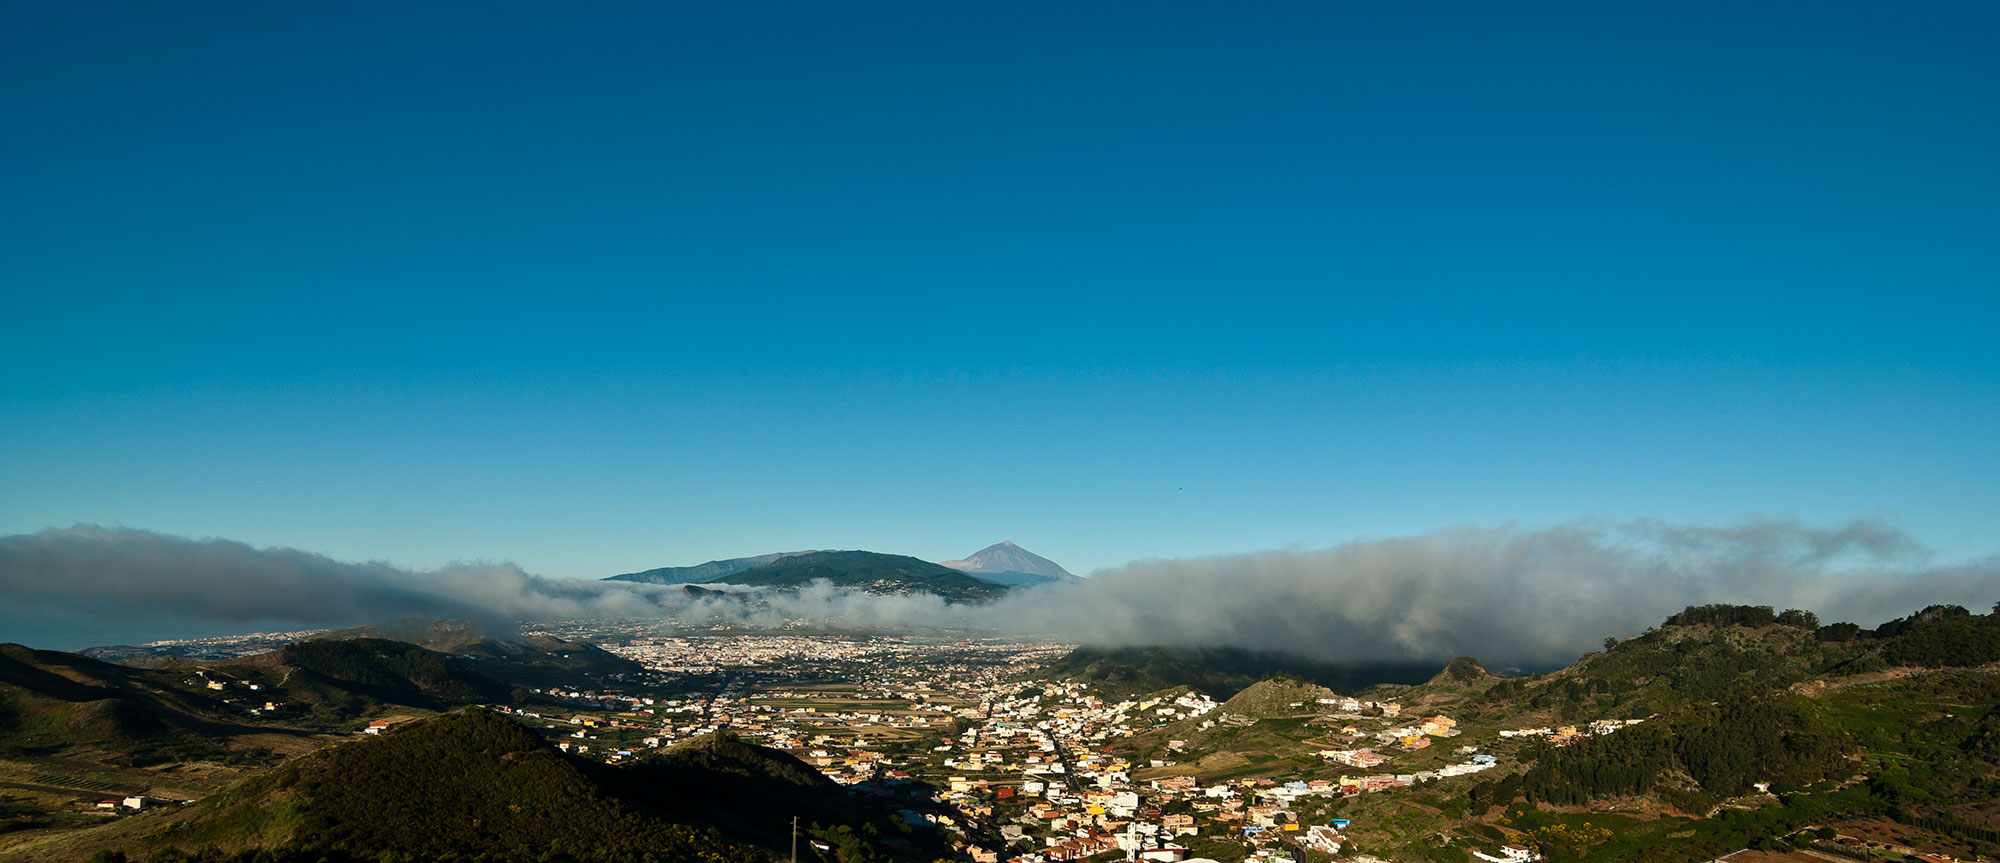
xmin=791 ymin=815 xmax=798 ymax=863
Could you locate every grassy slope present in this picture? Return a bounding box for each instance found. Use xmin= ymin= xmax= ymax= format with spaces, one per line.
xmin=274 ymin=638 xmax=513 ymax=710
xmin=160 ymin=709 xmax=763 ymax=863
xmin=0 ymin=643 xmax=283 ymax=765
xmin=1117 ymin=611 xmax=1998 ymax=862
xmin=1374 ymin=615 xmax=2000 ymax=862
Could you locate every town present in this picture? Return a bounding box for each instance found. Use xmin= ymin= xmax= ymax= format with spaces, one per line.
xmin=484 ymin=625 xmax=1659 ymax=863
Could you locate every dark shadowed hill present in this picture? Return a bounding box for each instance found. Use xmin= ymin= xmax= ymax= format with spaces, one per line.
xmin=132 ymin=710 xmax=941 ymax=863
xmin=619 ymin=730 xmax=868 ymax=846
xmin=309 ymin=617 xmax=505 ymax=651
xmin=711 ymin=550 xmax=1009 ymax=602
xmin=0 ymin=643 xmax=298 ymax=765
xmin=160 ymin=709 xmax=762 ymax=863
xmin=276 ymin=638 xmax=511 ymax=709
xmin=307 ymin=619 xmax=645 ymax=689
xmin=1043 ymin=645 xmax=1438 ymax=700
xmin=605 ymin=550 xmax=817 ymax=585
xmin=455 ymin=634 xmax=646 ymax=688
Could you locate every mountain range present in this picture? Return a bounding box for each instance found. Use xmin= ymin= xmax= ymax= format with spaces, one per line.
xmin=708 ymin=550 xmax=1009 ymax=602
xmin=604 ymin=550 xmax=816 ymax=585
xmin=604 ymin=541 xmax=1078 ymax=594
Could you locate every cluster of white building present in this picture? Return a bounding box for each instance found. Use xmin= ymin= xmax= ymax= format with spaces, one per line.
xmin=1496 ymin=718 xmax=1646 ymax=744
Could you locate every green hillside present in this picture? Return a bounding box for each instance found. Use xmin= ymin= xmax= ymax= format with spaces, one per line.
xmin=1100 ymin=603 xmax=2000 ymax=863
xmin=276 ymin=638 xmax=512 ymax=710
xmin=1425 ymin=604 xmax=2000 ymax=861
xmin=0 ymin=643 xmax=277 ymax=766
xmin=712 ymin=550 xmax=1009 ymax=602
xmin=620 ymin=731 xmax=857 ymax=847
xmin=605 ymin=551 xmax=815 ymax=585
xmin=1461 ymin=603 xmax=2000 ymax=722
xmin=115 ymin=711 xmax=945 ymax=863
xmin=159 ymin=709 xmax=761 ymax=863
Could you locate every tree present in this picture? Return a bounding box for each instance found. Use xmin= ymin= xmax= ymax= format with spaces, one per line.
xmin=1664 ymin=605 xmax=1778 ymax=628
xmin=1776 ymin=609 xmax=1820 ymax=629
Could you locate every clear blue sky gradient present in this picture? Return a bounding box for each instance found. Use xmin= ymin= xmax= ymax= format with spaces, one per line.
xmin=4 ymin=2 xmax=1996 ymax=579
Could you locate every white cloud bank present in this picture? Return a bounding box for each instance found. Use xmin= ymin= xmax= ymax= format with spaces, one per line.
xmin=2 ymin=520 xmax=1992 ymax=665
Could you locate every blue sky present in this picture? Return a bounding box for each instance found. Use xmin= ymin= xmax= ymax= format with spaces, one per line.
xmin=3 ymin=2 xmax=1996 ymax=582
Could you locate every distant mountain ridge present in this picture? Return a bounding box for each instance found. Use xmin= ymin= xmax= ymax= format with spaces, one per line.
xmin=713 ymin=550 xmax=1009 ymax=602
xmin=311 ymin=617 xmax=506 ymax=650
xmin=605 ymin=542 xmax=1078 ymax=593
xmin=308 ymin=618 xmax=645 ymax=689
xmin=605 ymin=550 xmax=817 ymax=585
xmin=941 ymin=540 xmax=1079 ymax=583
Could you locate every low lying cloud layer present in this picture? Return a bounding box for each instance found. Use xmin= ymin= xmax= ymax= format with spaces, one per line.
xmin=1003 ymin=519 xmax=1996 ymax=666
xmin=3 ymin=521 xmax=1994 ymax=665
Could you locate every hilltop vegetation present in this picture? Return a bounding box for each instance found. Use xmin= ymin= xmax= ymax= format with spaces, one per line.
xmin=93 ymin=711 xmax=947 ymax=863
xmin=275 ymin=638 xmax=512 ymax=714
xmin=1870 ymin=603 xmax=2000 ymax=667
xmin=156 ymin=709 xmax=762 ymax=863
xmin=1510 ymin=695 xmax=1847 ymax=808
xmin=1459 ymin=603 xmax=2000 ymax=724
xmin=0 ymin=631 xmax=650 ymax=861
xmin=622 ymin=731 xmax=862 ymax=847
xmin=1117 ymin=602 xmax=1999 ymax=863
xmin=1435 ymin=603 xmax=2000 ymax=861
xmin=1217 ymin=676 xmax=1339 ymax=718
